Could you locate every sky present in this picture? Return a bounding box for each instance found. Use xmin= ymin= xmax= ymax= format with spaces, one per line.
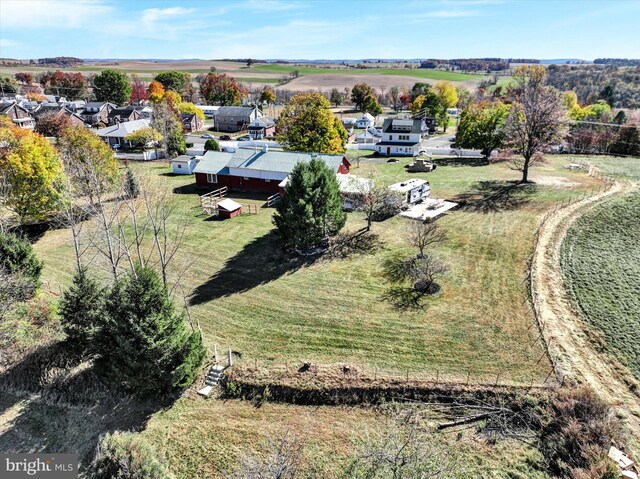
xmin=0 ymin=0 xmax=639 ymax=60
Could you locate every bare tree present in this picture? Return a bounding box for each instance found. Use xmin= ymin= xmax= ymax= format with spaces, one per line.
xmin=383 ymin=253 xmax=449 ymax=296
xmin=55 ymin=179 xmax=95 ymax=272
xmin=0 ymin=267 xmax=34 ymax=321
xmin=348 ymin=409 xmax=466 ymax=478
xmin=407 ymin=221 xmax=445 ymax=258
xmin=388 ymin=86 xmax=401 ymax=112
xmin=352 ymin=178 xmax=402 ymax=231
xmin=230 ymin=432 xmax=304 ymax=479
xmin=504 ymin=65 xmax=567 ymax=183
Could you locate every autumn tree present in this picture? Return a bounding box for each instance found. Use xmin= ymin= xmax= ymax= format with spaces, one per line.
xmin=198 ymin=73 xmax=247 ymax=106
xmin=129 ymin=74 xmax=148 ymax=104
xmin=178 ymin=102 xmax=205 ymax=120
xmin=147 ymin=80 xmax=165 ymax=103
xmin=38 ymin=70 xmax=88 ymax=98
xmin=329 ymin=88 xmax=344 ymax=107
xmin=273 ymin=157 xmax=346 ymax=252
xmin=456 ymin=100 xmax=510 ymax=158
xmin=277 ymin=92 xmax=347 ymax=154
xmin=0 ymin=76 xmax=18 ymax=93
xmin=124 ymin=127 xmax=163 ymax=149
xmin=34 ymin=111 xmax=72 ymax=138
xmin=14 ymin=72 xmax=34 ymax=85
xmin=410 ymin=91 xmax=440 ymax=117
xmin=362 ymin=94 xmax=383 ymax=115
xmin=57 ymin=126 xmax=120 ymax=201
xmin=388 ymin=86 xmax=402 ymax=111
xmin=504 ymin=65 xmax=567 ymax=183
xmin=456 ymin=85 xmax=473 ymax=110
xmin=351 ymin=83 xmax=376 ymax=111
xmin=93 ymin=69 xmax=132 ymax=105
xmin=152 ymin=100 xmax=187 ymax=158
xmin=433 ymin=81 xmax=458 ymax=132
xmin=0 ymin=122 xmax=65 ymax=222
xmin=259 ymin=87 xmax=276 ymax=106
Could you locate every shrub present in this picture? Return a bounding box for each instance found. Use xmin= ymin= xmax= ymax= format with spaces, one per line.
xmin=89 ymin=432 xmax=174 ymax=479
xmin=204 ymin=138 xmax=220 ymax=152
xmin=0 ymin=230 xmax=43 ymax=289
xmin=539 ymin=386 xmax=626 ymax=478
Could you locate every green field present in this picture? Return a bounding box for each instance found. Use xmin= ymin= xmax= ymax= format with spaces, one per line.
xmin=561 ymin=157 xmax=640 ymax=380
xmin=32 ymin=155 xmax=604 ymax=385
xmin=253 ymin=64 xmax=483 ymax=81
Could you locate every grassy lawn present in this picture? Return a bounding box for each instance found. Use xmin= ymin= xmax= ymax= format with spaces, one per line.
xmin=560 ymin=157 xmax=640 ymax=380
xmin=31 ymin=154 xmax=604 ymax=386
xmin=253 ymin=64 xmax=483 ymax=81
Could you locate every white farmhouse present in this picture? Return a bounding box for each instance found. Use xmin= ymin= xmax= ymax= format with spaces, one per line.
xmin=355 ymin=112 xmax=375 ymax=129
xmin=375 ymin=118 xmax=422 ymax=157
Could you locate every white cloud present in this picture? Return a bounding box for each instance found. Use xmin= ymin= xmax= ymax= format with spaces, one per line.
xmin=0 ymin=0 xmax=112 ymax=29
xmin=141 ymin=6 xmax=196 ymax=29
xmin=0 ymin=38 xmax=21 ymax=48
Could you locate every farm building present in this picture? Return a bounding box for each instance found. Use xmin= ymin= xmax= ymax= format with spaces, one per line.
xmin=214 ymin=106 xmax=262 ymax=132
xmin=375 ymin=118 xmax=422 ymax=157
xmin=216 ymin=198 xmax=243 ymax=219
xmin=171 ymin=155 xmax=197 ymax=175
xmin=193 ymin=146 xmax=350 ymax=194
xmin=389 ymin=178 xmax=430 ymax=204
xmin=355 ymin=113 xmax=376 ymax=128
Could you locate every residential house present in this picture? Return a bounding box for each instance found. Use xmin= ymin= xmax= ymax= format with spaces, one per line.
xmin=355 ymin=113 xmax=375 ymax=129
xmin=193 ymin=146 xmax=350 ymax=194
xmin=181 ymin=113 xmax=203 ymax=133
xmin=79 ymin=101 xmax=116 ymax=126
xmin=213 ymin=106 xmax=262 ymax=132
xmin=0 ymin=102 xmax=35 ymax=129
xmin=171 ymin=155 xmax=197 ymax=175
xmin=34 ymin=105 xmax=86 ymax=128
xmin=247 ymin=116 xmax=276 ymax=139
xmin=375 ymin=118 xmax=422 ymax=156
xmin=94 ymin=118 xmax=151 ymax=148
xmin=108 ymin=106 xmax=141 ymax=125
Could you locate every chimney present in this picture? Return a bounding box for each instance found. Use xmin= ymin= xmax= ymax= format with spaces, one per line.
xmin=262 ymin=144 xmax=269 ymax=153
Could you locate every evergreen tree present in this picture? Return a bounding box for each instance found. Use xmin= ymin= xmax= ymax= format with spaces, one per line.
xmin=273 ymin=158 xmax=346 ymax=252
xmin=124 ymin=168 xmax=140 ymax=199
xmin=94 ymin=265 xmax=205 ymax=396
xmin=0 ymin=230 xmax=43 ymax=288
xmin=59 ymin=268 xmax=105 ymax=354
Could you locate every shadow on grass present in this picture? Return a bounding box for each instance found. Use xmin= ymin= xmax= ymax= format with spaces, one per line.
xmin=0 ymin=341 xmax=179 ymax=463
xmin=190 ymin=228 xmax=383 ymax=306
xmin=432 ymin=156 xmax=489 ymax=168
xmin=453 ymin=180 xmax=537 ymax=213
xmin=189 ymin=230 xmax=314 ymax=305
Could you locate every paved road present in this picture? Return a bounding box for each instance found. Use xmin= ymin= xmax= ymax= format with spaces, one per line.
xmin=422 ymin=134 xmax=455 ymax=149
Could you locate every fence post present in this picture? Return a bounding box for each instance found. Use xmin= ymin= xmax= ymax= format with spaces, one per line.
xmin=214 ymin=344 xmax=218 ymax=365
xmin=228 ymin=345 xmax=233 ymax=367
xmin=466 ymin=371 xmax=470 ymax=385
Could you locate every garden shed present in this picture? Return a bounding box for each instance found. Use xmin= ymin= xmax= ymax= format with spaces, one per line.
xmin=217 ymin=199 xmax=243 ymax=219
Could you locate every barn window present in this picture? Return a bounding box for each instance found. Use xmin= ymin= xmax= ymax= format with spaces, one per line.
xmin=243 ymin=177 xmax=249 ymax=180
xmin=206 ymin=174 xmax=218 ymax=183
xmin=264 ymin=179 xmax=271 ymax=183
xmin=177 ymin=164 xmax=182 ymax=168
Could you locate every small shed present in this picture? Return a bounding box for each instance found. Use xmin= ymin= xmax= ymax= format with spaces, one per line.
xmin=355 ymin=113 xmax=375 ymax=129
xmin=217 ymin=198 xmax=243 ymax=219
xmin=172 ymin=155 xmax=197 ymax=175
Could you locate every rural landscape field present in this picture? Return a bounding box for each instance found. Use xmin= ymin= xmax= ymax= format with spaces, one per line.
xmin=1 ymin=0 xmax=639 ymax=477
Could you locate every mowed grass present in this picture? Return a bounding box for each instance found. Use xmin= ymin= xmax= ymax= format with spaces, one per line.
xmin=33 ymin=155 xmax=602 ymax=384
xmin=561 ymin=157 xmax=640 ymax=380
xmin=253 ymin=64 xmax=483 ymax=81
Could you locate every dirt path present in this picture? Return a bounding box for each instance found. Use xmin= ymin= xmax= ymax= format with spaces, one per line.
xmin=531 ymin=177 xmax=640 ymax=438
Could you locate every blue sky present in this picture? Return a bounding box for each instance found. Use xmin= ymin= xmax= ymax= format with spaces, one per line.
xmin=0 ymin=0 xmax=638 ymax=60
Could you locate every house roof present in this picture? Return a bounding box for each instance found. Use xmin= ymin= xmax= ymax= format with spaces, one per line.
xmin=94 ymin=119 xmax=151 ymax=138
xmin=376 ymin=141 xmax=420 ymax=147
xmin=84 ymin=101 xmax=113 ymax=109
xmin=358 ymin=113 xmax=375 ymax=121
xmin=381 ymin=118 xmax=422 ymax=134
xmin=217 ymin=198 xmax=242 ymax=212
xmin=389 ymin=178 xmax=429 ymax=193
xmin=181 ymin=113 xmax=197 ymax=121
xmin=214 ymin=106 xmax=260 ymax=118
xmin=108 ymin=107 xmax=138 ymax=119
xmin=193 ymin=148 xmax=346 ymax=176
xmin=248 ymin=116 xmax=275 ymax=128
xmin=171 ymin=155 xmax=195 ymax=163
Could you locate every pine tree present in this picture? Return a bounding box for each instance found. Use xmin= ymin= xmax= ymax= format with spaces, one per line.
xmin=273 ymin=158 xmax=346 ymax=252
xmin=124 ymin=168 xmax=140 ymax=199
xmin=94 ymin=265 xmax=205 ymax=396
xmin=59 ymin=267 xmax=105 ymax=354
xmin=0 ymin=230 xmax=43 ymax=289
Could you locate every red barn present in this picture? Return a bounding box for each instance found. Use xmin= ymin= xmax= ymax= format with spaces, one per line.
xmin=193 ymin=146 xmax=350 ymax=194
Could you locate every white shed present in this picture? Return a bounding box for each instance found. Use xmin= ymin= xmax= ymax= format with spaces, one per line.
xmin=389 ymin=178 xmax=431 ymax=204
xmin=171 ymin=155 xmax=197 ymax=175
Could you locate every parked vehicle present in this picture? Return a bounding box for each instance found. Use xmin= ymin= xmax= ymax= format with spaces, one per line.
xmin=220 ymin=135 xmax=232 ymax=141
xmin=201 ymin=134 xmax=214 ymax=139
